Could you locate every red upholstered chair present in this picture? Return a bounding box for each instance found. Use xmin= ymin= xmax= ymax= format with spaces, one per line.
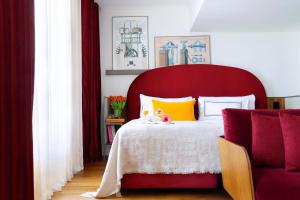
xmin=219 ymin=109 xmax=300 ymax=200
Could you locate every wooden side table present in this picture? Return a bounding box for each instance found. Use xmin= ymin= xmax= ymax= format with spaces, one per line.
xmin=103 ymin=118 xmax=125 ymax=158
xmin=268 ymin=95 xmax=300 ymax=109
xmin=267 ymin=97 xmax=285 ymax=109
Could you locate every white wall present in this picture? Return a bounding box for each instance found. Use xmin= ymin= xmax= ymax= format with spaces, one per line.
xmin=99 ymin=5 xmax=300 ymax=99
xmin=98 ymin=4 xmax=300 ymax=155
xmin=100 ymin=5 xmax=192 ymax=98
xmin=210 ymin=32 xmax=300 ymax=97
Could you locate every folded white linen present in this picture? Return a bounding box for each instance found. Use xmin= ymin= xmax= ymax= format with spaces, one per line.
xmin=81 ymin=119 xmax=224 ymax=198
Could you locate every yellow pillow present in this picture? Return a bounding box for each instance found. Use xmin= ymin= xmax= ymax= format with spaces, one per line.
xmin=152 ymin=99 xmax=196 ymax=121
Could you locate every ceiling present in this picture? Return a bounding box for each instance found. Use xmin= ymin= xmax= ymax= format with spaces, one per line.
xmin=192 ymin=0 xmax=300 ymax=32
xmin=96 ymin=0 xmax=300 ymax=32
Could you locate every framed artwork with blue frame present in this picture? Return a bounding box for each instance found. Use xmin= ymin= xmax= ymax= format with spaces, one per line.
xmin=112 ymin=16 xmax=149 ymax=70
xmin=154 ymin=35 xmax=211 ymax=67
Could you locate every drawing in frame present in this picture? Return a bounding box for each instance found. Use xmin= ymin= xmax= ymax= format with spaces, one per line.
xmin=112 ymin=16 xmax=149 ymax=70
xmin=154 ymin=35 xmax=211 ymax=67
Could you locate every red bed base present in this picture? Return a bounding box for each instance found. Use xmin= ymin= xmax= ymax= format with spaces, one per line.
xmin=124 ymin=64 xmax=267 ymax=189
xmin=122 ymin=173 xmax=217 ymax=189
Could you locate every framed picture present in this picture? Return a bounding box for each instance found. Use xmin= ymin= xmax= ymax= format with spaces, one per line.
xmin=112 ymin=16 xmax=149 ymax=70
xmin=154 ymin=35 xmax=211 ymax=67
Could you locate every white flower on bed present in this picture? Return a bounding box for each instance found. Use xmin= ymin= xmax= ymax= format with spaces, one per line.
xmin=145 ymin=114 xmax=161 ymax=122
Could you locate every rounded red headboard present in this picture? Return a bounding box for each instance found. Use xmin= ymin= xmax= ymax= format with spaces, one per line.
xmin=127 ymin=64 xmax=267 ymax=121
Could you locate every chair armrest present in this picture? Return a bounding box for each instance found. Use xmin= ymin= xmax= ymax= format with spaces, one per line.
xmin=218 ymin=137 xmax=255 ymax=200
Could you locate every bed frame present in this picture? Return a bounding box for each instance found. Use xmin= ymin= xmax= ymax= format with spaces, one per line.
xmin=122 ymin=64 xmax=267 ymax=189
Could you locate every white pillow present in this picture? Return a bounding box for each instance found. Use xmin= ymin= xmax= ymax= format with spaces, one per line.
xmin=198 ymin=94 xmax=255 ymax=120
xmin=140 ymin=94 xmax=193 ymax=118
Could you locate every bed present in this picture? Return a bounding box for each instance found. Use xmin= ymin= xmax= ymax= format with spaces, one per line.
xmin=123 ymin=64 xmax=267 ymax=189
xmin=83 ymin=64 xmax=267 ymax=198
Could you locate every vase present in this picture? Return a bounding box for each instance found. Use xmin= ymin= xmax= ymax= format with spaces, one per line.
xmin=113 ymin=109 xmax=122 ymax=118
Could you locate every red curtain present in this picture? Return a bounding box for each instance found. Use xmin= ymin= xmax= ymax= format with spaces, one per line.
xmin=0 ymin=0 xmax=35 ymax=199
xmin=81 ymin=0 xmax=102 ymax=163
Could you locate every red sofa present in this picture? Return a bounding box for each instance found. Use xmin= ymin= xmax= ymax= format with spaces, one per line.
xmin=219 ymin=109 xmax=300 ymax=200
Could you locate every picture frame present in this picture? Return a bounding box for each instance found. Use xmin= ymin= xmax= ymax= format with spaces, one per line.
xmin=154 ymin=35 xmax=211 ymax=67
xmin=112 ymin=16 xmax=149 ymax=70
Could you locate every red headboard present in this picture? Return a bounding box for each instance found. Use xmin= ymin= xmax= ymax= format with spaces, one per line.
xmin=127 ymin=64 xmax=267 ymax=120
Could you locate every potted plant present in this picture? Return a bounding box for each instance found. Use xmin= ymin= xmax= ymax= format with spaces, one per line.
xmin=109 ymin=96 xmax=126 ymax=118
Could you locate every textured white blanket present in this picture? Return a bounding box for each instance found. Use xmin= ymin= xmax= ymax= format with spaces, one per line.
xmin=82 ymin=119 xmax=224 ymax=198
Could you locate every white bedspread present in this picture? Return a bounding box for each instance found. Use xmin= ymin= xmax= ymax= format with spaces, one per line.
xmin=82 ymin=119 xmax=224 ymax=198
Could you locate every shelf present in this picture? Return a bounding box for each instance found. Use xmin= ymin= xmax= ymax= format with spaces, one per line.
xmin=268 ymin=95 xmax=300 ymax=99
xmin=105 ymin=69 xmax=147 ymax=75
xmin=106 ymin=122 xmax=124 ymax=125
xmin=105 ymin=118 xmax=125 ymax=123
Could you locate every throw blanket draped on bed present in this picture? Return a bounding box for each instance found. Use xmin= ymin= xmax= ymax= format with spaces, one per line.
xmin=82 ymin=119 xmax=224 ymax=198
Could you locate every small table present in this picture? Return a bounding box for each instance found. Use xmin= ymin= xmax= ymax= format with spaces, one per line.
xmin=103 ymin=118 xmax=125 ymax=158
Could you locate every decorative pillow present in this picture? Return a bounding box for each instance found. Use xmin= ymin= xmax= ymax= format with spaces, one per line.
xmin=198 ymin=94 xmax=255 ymax=120
xmin=279 ymin=113 xmax=300 ymax=171
xmin=139 ymin=94 xmax=193 ymax=118
xmin=251 ymin=112 xmax=285 ymax=167
xmin=152 ymin=99 xmax=196 ymax=121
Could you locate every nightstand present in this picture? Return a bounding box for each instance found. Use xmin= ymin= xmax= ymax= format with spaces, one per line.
xmin=103 ymin=118 xmax=125 ymax=158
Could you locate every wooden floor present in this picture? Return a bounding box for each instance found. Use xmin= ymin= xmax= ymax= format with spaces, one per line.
xmin=51 ymin=161 xmax=232 ymax=200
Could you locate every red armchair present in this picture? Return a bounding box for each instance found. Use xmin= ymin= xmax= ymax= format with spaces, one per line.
xmin=219 ymin=109 xmax=300 ymax=200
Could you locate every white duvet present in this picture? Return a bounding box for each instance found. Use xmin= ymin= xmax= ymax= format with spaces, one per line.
xmin=82 ymin=119 xmax=224 ymax=198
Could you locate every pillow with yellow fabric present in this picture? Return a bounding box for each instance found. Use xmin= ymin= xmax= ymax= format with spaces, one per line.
xmin=152 ymin=99 xmax=196 ymax=121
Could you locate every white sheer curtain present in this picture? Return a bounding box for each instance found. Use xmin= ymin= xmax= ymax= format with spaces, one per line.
xmin=33 ymin=0 xmax=83 ymax=199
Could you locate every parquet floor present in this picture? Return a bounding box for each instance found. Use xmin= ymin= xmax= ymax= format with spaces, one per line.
xmin=51 ymin=161 xmax=232 ymax=200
